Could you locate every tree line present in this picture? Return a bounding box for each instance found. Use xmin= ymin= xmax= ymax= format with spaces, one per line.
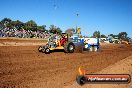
xmin=0 ymin=18 xmax=131 ymax=41
xmin=0 ymin=18 xmax=62 ymax=34
xmin=93 ymin=31 xmax=131 ymax=42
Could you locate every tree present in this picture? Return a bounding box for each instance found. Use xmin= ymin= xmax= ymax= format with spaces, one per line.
xmin=24 ymin=20 xmax=37 ymax=31
xmin=65 ymin=28 xmax=75 ymax=36
xmin=126 ymin=37 xmax=131 ymax=42
xmin=37 ymin=25 xmax=47 ymax=32
xmin=129 ymin=37 xmax=132 ymax=42
xmin=0 ymin=22 xmax=4 ymax=29
xmin=118 ymin=32 xmax=128 ymax=41
xmin=26 ymin=20 xmax=37 ymax=27
xmin=100 ymin=34 xmax=107 ymax=38
xmin=49 ymin=25 xmax=62 ymax=34
xmin=109 ymin=34 xmax=118 ymax=38
xmin=93 ymin=31 xmax=100 ymax=38
xmin=56 ymin=27 xmax=62 ymax=34
xmin=1 ymin=18 xmax=12 ymax=24
xmin=6 ymin=20 xmax=24 ymax=29
xmin=1 ymin=18 xmax=12 ymax=28
xmin=49 ymin=25 xmax=56 ymax=33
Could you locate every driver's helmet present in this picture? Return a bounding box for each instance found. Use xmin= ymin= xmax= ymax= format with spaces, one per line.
xmin=62 ymin=34 xmax=66 ymax=39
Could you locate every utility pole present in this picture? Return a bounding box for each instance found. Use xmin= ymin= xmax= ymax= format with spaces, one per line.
xmin=75 ymin=12 xmax=79 ymax=33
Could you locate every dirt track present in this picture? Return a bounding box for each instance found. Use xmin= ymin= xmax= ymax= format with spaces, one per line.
xmin=0 ymin=38 xmax=132 ymax=88
xmin=65 ymin=55 xmax=132 ymax=88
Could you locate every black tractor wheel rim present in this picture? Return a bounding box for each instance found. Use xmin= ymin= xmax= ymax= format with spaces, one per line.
xmin=39 ymin=47 xmax=42 ymax=50
xmin=46 ymin=48 xmax=50 ymax=52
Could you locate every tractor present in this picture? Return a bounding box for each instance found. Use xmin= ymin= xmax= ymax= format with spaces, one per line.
xmin=70 ymin=34 xmax=85 ymax=52
xmin=38 ymin=33 xmax=75 ymax=54
xmin=71 ymin=33 xmax=100 ymax=52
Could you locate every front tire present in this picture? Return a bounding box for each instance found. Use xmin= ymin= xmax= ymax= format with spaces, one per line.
xmin=45 ymin=48 xmax=50 ymax=54
xmin=42 ymin=48 xmax=50 ymax=54
xmin=38 ymin=46 xmax=42 ymax=52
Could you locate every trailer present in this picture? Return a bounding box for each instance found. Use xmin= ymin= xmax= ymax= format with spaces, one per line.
xmin=83 ymin=38 xmax=100 ymax=51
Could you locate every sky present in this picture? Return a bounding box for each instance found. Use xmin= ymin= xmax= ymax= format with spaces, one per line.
xmin=0 ymin=0 xmax=132 ymax=38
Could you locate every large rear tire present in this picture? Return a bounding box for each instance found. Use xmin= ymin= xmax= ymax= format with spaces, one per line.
xmin=74 ymin=44 xmax=84 ymax=53
xmin=64 ymin=42 xmax=75 ymax=53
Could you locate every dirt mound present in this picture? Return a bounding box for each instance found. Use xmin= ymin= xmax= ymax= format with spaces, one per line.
xmin=65 ymin=55 xmax=132 ymax=88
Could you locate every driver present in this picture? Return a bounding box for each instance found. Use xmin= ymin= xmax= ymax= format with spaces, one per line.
xmin=60 ymin=35 xmax=67 ymax=46
xmin=48 ymin=35 xmax=56 ymax=48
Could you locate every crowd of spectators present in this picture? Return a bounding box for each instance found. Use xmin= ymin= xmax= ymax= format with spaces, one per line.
xmin=0 ymin=27 xmax=50 ymax=39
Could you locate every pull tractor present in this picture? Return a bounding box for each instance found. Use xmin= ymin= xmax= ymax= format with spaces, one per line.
xmin=38 ymin=33 xmax=75 ymax=54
